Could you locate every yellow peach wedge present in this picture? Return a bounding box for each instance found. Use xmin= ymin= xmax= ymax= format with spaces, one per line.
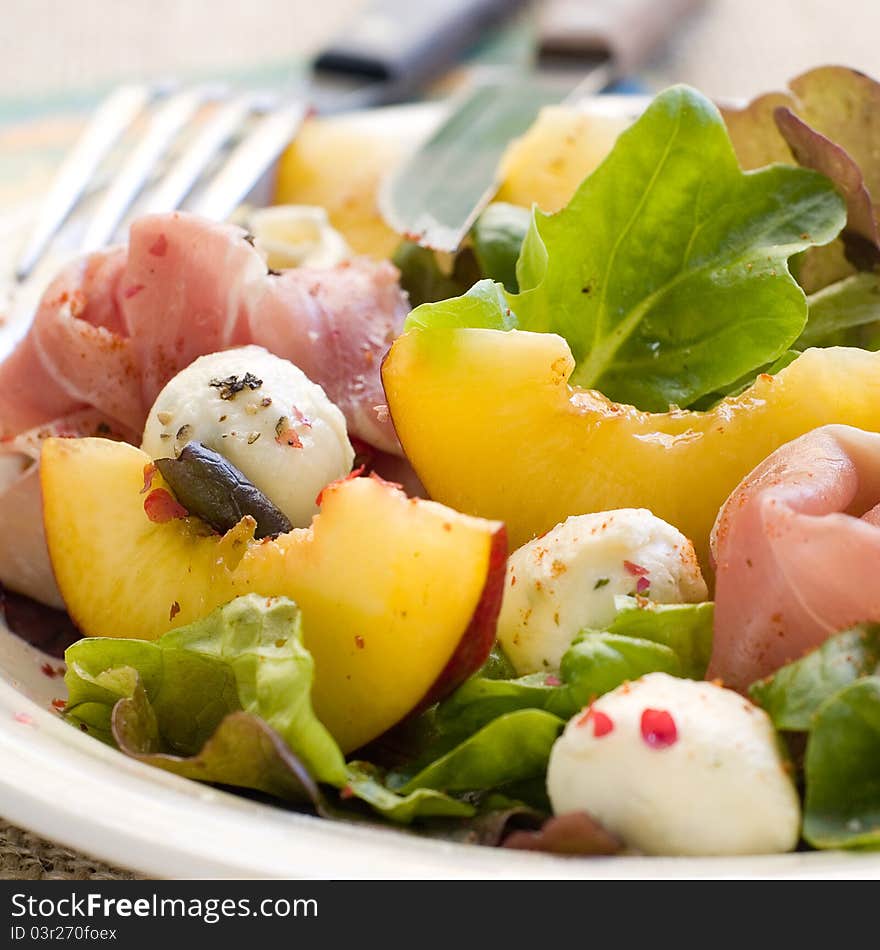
xmin=41 ymin=437 xmax=506 ymax=751
xmin=382 ymin=328 xmax=880 ymax=569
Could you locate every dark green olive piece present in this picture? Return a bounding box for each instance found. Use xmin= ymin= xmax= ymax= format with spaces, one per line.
xmin=155 ymin=442 xmax=292 ymax=540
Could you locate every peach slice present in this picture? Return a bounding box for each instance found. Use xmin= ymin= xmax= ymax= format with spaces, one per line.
xmin=41 ymin=438 xmax=506 ymax=751
xmin=382 ymin=328 xmax=880 ymax=568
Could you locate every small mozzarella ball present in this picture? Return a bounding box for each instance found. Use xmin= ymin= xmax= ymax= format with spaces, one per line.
xmin=247 ymin=205 xmax=351 ymax=270
xmin=498 ymin=509 xmax=707 ymax=675
xmin=141 ymin=346 xmax=354 ymax=527
xmin=547 ymin=673 xmax=801 ymax=856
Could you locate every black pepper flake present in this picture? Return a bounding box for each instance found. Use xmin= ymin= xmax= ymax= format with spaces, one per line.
xmin=267 ymin=268 xmax=281 ymax=277
xmin=594 ymin=577 xmax=610 ymax=590
xmin=243 ymin=233 xmax=256 ymax=246
xmin=95 ymin=421 xmax=111 ymax=435
xmin=209 ymin=373 xmax=263 ymax=400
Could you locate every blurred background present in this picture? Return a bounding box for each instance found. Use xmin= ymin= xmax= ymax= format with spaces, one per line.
xmin=2 ymin=0 xmax=879 ymax=106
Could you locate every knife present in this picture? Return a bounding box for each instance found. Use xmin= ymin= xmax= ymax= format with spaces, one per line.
xmin=380 ymin=0 xmax=704 ymax=252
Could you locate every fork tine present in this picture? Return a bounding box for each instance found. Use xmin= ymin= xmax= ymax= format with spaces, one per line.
xmin=140 ymin=95 xmax=255 ymax=215
xmin=79 ymin=87 xmax=209 ymax=253
xmin=14 ymin=85 xmax=152 ymax=281
xmin=190 ymin=100 xmax=307 ymax=223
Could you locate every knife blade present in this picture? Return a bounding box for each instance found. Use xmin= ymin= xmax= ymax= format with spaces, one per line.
xmin=380 ymin=0 xmax=704 ymax=252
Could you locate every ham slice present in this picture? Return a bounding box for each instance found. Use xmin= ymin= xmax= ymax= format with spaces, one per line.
xmin=0 ymin=212 xmax=407 ymax=452
xmin=0 ymin=248 xmax=142 ymax=437
xmin=709 ymin=424 xmax=880 ymax=690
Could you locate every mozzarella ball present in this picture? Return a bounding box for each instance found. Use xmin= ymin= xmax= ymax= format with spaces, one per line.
xmin=547 ymin=673 xmax=801 ymax=856
xmin=498 ymin=509 xmax=707 ymax=674
xmin=141 ymin=346 xmax=354 ymax=527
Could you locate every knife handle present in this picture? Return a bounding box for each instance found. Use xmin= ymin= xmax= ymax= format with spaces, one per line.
xmin=313 ymin=0 xmax=522 ymax=85
xmin=538 ymin=0 xmax=705 ymax=75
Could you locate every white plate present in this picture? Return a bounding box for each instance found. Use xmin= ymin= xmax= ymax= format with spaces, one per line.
xmin=2 ymin=97 xmax=880 ymax=880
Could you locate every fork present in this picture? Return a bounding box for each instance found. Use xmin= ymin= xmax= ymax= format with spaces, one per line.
xmin=12 ymin=0 xmax=524 ymax=283
xmin=14 ymin=84 xmax=308 ymax=281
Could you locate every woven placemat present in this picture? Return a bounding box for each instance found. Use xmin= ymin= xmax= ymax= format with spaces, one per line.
xmin=0 ymin=820 xmax=138 ymax=880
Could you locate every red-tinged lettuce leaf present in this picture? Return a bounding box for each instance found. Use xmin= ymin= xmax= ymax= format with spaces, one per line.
xmin=112 ymin=686 xmax=325 ymax=805
xmin=774 ymin=107 xmax=880 ymax=270
xmin=722 ymin=66 xmax=880 ymax=288
xmin=503 ymin=811 xmax=622 ymax=856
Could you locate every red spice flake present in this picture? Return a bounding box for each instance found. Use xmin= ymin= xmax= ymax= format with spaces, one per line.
xmin=354 ymin=635 xmax=365 ymax=650
xmin=69 ymin=290 xmax=87 ymax=318
xmin=623 ymin=560 xmax=649 ymax=577
xmin=339 ymin=785 xmax=355 ymax=800
xmin=274 ymin=417 xmax=303 ymax=448
xmin=576 ymin=706 xmax=614 ymax=738
xmin=169 ymin=601 xmax=181 ymax=621
xmin=315 ymin=465 xmax=366 ymax=506
xmin=442 ymin=522 xmax=452 ymax=532
xmin=140 ymin=462 xmax=158 ymax=494
xmin=124 ymin=283 xmax=145 ymax=299
xmin=544 ymin=674 xmax=561 ymax=687
xmin=14 ymin=712 xmax=34 ymax=725
xmin=39 ymin=662 xmax=64 ymax=679
xmin=149 ymin=234 xmax=168 ymax=257
xmin=143 ymin=488 xmax=188 ymax=523
xmin=290 ymin=406 xmax=312 ymax=428
xmin=636 ymin=576 xmax=651 ymax=594
xmin=51 ymin=698 xmax=66 ymax=711
xmin=640 ymin=708 xmax=678 ymax=749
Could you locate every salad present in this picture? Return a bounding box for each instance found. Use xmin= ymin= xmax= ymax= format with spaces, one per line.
xmin=3 ymin=65 xmax=880 ymax=858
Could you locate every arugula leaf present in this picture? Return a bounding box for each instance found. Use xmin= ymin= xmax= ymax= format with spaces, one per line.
xmin=65 ymin=594 xmax=346 ymax=785
xmin=803 ymin=677 xmax=880 ymax=849
xmin=799 ymin=272 xmax=880 ymax=349
xmin=407 ymin=85 xmax=845 ymax=412
xmin=750 ymin=626 xmax=880 ymax=731
xmin=394 ymin=709 xmax=564 ymax=795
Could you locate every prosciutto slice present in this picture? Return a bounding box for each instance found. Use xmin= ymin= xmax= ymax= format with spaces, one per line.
xmin=709 ymin=424 xmax=880 ymax=690
xmin=0 ymin=212 xmax=407 ymax=452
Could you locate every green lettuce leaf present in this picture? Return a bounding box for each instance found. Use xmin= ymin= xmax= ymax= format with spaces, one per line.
xmin=392 ymin=241 xmax=477 ymax=308
xmin=64 ymin=595 xmax=475 ymax=823
xmin=799 ymin=272 xmax=880 ymax=349
xmin=749 ymin=626 xmax=880 ymax=731
xmin=723 ymin=66 xmax=880 ymax=288
xmin=405 ymin=278 xmax=514 ymax=332
xmin=471 ymin=202 xmax=531 ymax=293
xmin=430 ymin=600 xmax=713 ymax=745
xmin=65 ymin=594 xmax=346 ymax=785
xmin=605 ymin=596 xmax=713 ymax=678
xmin=803 ymin=677 xmax=880 ymax=849
xmin=112 ymin=684 xmax=324 ymax=804
xmin=406 ymin=85 xmax=845 ymax=412
xmin=344 ymin=762 xmax=475 ymax=822
xmin=394 ymin=709 xmax=564 ymax=794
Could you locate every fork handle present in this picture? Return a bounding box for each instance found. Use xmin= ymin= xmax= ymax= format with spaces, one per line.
xmin=313 ymin=0 xmax=521 ymax=86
